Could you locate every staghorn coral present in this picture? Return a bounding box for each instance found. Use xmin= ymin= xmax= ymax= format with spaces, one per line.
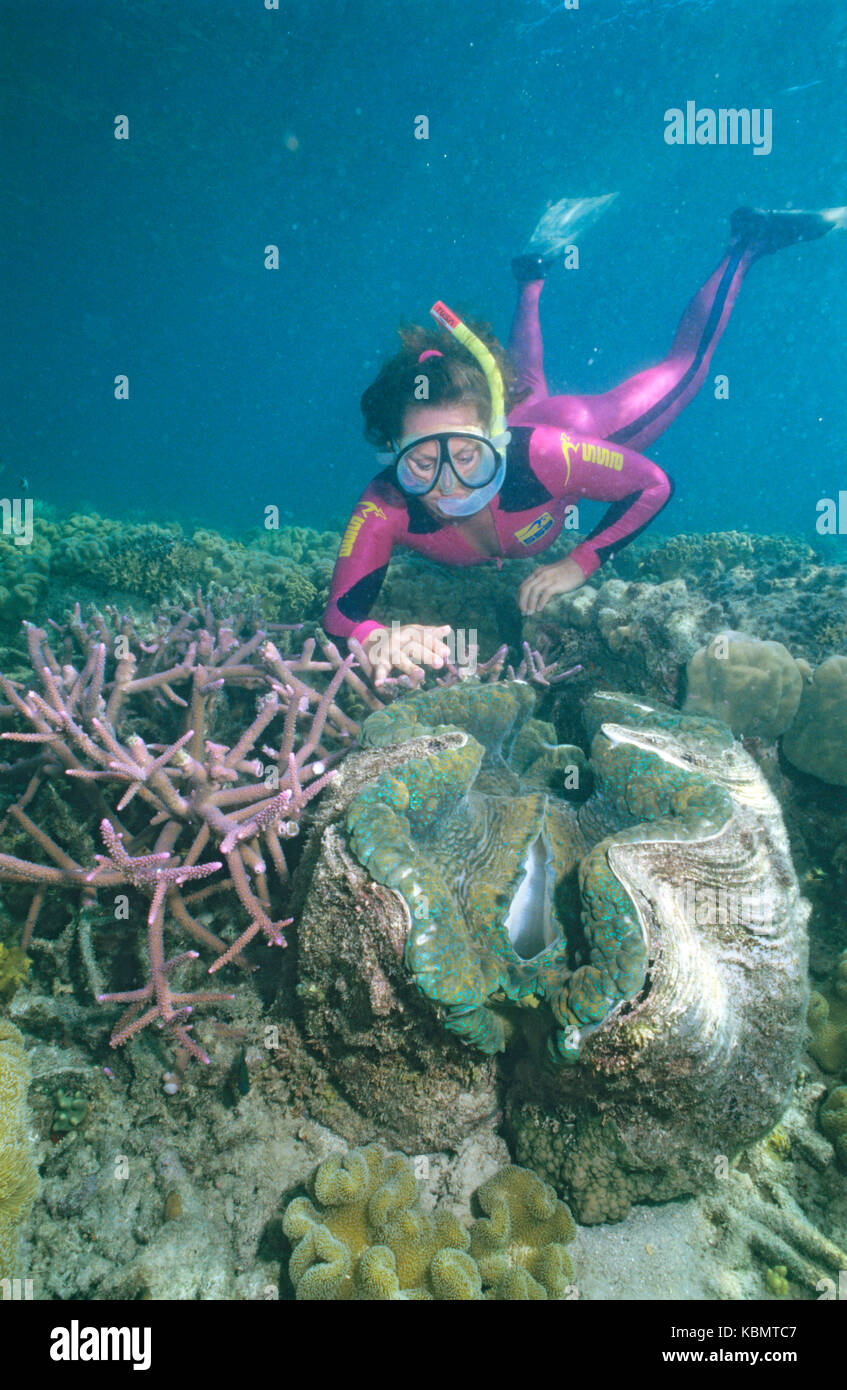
xmin=782 ymin=654 xmax=847 ymax=786
xmin=0 ymin=1020 xmax=39 ymax=1280
xmin=0 ymin=599 xmax=380 ymax=1065
xmin=683 ymin=631 xmax=804 ymax=738
xmin=282 ymin=1144 xmax=577 ymax=1300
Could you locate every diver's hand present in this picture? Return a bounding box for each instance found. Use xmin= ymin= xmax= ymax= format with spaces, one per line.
xmin=358 ymin=624 xmax=452 ymax=687
xmin=518 ymin=557 xmax=586 ymax=615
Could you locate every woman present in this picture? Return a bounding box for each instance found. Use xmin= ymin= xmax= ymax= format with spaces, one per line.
xmin=324 ymin=205 xmax=843 ymax=686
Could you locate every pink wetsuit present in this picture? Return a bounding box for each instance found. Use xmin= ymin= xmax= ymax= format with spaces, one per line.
xmin=324 ymin=238 xmax=757 ymax=644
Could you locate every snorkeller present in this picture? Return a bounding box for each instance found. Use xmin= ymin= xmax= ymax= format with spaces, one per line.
xmin=324 ymin=201 xmax=846 ymax=686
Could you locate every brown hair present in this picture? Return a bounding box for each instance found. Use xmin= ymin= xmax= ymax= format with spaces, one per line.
xmin=360 ymin=317 xmax=526 ymax=448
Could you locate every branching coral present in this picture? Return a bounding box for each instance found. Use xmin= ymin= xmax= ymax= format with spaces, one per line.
xmin=0 ymin=599 xmax=380 ymax=1063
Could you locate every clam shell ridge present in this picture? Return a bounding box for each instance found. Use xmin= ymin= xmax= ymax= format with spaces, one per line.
xmin=564 ymin=691 xmax=809 ymax=1106
xmin=508 ymin=690 xmax=809 ymax=1220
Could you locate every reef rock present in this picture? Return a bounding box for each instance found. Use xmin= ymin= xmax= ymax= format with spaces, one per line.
xmin=295 ymin=680 xmax=809 ymax=1221
xmin=782 ymin=654 xmax=847 ymax=786
xmin=683 ymin=631 xmax=805 ymax=738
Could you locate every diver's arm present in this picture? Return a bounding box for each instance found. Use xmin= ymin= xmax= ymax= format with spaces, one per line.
xmin=520 ymin=427 xmax=672 ymax=611
xmin=518 ymin=428 xmax=672 ymax=612
xmin=323 ymin=490 xmax=452 ymax=684
xmin=323 ymin=489 xmax=398 ymax=644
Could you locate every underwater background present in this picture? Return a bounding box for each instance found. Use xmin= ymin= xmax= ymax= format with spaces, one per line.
xmin=4 ymin=0 xmax=847 ymax=541
xmin=2 ymin=0 xmax=847 ymax=1315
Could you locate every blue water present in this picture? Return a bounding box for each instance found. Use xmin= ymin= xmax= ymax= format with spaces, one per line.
xmin=3 ymin=0 xmax=846 ymax=543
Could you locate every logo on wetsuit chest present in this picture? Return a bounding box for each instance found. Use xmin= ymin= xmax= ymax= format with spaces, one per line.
xmin=515 ymin=511 xmax=555 ymax=546
xmin=338 ymin=501 xmax=387 ymax=558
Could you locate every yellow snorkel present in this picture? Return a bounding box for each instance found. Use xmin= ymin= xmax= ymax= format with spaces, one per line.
xmin=430 ymin=301 xmax=511 ymax=448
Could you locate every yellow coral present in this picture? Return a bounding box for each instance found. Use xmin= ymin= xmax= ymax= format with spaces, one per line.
xmin=469 ymin=1164 xmax=576 ymax=1299
xmin=0 ymin=1020 xmax=39 ymax=1280
xmin=808 ymin=990 xmax=847 ymax=1074
xmin=282 ymin=1145 xmax=470 ymax=1300
xmin=282 ymin=1147 xmax=578 ymax=1301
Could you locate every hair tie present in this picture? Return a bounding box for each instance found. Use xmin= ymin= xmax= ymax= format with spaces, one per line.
xmin=417 ymin=349 xmax=444 ymax=363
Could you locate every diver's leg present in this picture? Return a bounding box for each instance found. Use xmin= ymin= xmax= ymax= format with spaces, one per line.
xmin=509 ymin=238 xmax=757 ymax=444
xmin=510 ymin=206 xmax=844 ymax=449
xmin=575 ymin=237 xmax=758 ymax=451
xmin=507 ymin=273 xmax=549 ymax=407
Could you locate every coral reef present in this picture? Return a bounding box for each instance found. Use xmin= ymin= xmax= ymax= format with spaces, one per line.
xmin=683 ymin=631 xmax=805 ymax=738
xmin=782 ymin=655 xmax=847 ymax=786
xmin=0 ymin=512 xmax=342 ymax=628
xmin=523 ymin=551 xmax=847 ymax=740
xmin=0 ymin=1020 xmax=39 ymax=1280
xmin=525 ymin=576 xmax=725 ymax=716
xmin=617 ymin=530 xmax=818 ymax=584
xmin=282 ymin=1144 xmax=576 ymax=1300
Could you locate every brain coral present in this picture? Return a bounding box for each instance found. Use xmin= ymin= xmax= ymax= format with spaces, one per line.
xmin=782 ymin=654 xmax=847 ymax=785
xmin=281 ymin=1145 xmax=576 ymax=1300
xmin=807 ymin=991 xmax=847 ymax=1074
xmin=683 ymin=631 xmax=804 ymax=738
xmin=0 ymin=1020 xmax=39 ymax=1280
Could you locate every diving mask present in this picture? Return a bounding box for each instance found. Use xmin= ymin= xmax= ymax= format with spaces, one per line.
xmin=394 ymin=429 xmax=502 ymax=495
xmin=392 ymin=428 xmax=506 ymax=517
xmin=382 ymin=302 xmax=512 ymax=517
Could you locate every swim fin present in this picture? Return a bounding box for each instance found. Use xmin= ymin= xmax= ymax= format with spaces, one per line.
xmin=513 ymin=192 xmax=618 ymax=281
xmin=730 ymin=205 xmax=847 ymax=254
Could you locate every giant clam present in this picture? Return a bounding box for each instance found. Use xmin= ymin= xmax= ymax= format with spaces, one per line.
xmin=293 ymin=681 xmax=809 ymax=1218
